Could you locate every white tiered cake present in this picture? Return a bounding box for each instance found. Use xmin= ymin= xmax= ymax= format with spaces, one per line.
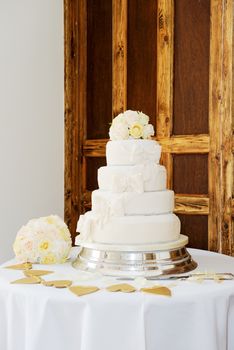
xmin=74 ymin=111 xmax=195 ymax=276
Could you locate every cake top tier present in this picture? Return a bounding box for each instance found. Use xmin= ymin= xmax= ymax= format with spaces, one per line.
xmin=109 ymin=110 xmax=154 ymax=141
xmin=106 ymin=139 xmax=161 ymax=165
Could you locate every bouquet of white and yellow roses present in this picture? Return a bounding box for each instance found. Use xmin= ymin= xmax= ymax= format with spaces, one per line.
xmin=13 ymin=215 xmax=72 ymax=264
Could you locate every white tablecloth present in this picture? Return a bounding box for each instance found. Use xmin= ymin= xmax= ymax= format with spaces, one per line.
xmin=0 ymin=248 xmax=234 ymax=350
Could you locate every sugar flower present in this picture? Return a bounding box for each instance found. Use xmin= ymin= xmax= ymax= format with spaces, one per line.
xmin=109 ymin=110 xmax=154 ymax=140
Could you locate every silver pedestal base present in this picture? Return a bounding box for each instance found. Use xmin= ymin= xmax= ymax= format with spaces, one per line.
xmin=73 ymin=238 xmax=197 ymax=277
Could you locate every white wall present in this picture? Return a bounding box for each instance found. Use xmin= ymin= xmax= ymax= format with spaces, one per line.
xmin=0 ymin=1 xmax=64 ymax=263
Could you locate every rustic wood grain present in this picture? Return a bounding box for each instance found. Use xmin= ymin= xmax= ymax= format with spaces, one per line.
xmin=209 ymin=0 xmax=233 ymax=255
xmin=209 ymin=0 xmax=228 ymax=253
xmin=160 ymin=152 xmax=173 ymax=189
xmin=112 ymin=0 xmax=127 ymax=116
xmin=219 ymin=0 xmax=233 ymax=255
xmin=64 ymin=0 xmax=84 ymax=241
xmin=157 ymin=0 xmax=174 ymax=190
xmin=157 ymin=0 xmax=174 ymax=138
xmin=83 ymin=134 xmax=210 ymax=157
xmin=78 ymin=0 xmax=88 ymax=221
xmin=83 ymin=139 xmax=107 ymax=157
xmin=174 ymin=195 xmax=209 ymax=215
xmin=157 ymin=134 xmax=210 ymax=153
xmin=171 ymin=0 xmax=210 ymax=251
xmin=64 ymin=0 xmax=72 ymax=232
xmin=82 ymin=190 xmax=92 ymax=208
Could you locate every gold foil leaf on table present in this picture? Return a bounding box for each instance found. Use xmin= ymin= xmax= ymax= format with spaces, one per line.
xmin=24 ymin=270 xmax=54 ymax=277
xmin=106 ymin=283 xmax=136 ymax=293
xmin=42 ymin=280 xmax=72 ymax=288
xmin=5 ymin=262 xmax=32 ymax=270
xmin=141 ymin=286 xmax=172 ymax=297
xmin=11 ymin=276 xmax=42 ymax=285
xmin=69 ymin=286 xmax=99 ymax=297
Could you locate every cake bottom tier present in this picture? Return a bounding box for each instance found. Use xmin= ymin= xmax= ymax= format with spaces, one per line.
xmin=76 ymin=212 xmax=181 ymax=245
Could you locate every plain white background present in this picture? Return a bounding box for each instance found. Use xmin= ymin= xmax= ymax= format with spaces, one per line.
xmin=0 ymin=1 xmax=64 ymax=262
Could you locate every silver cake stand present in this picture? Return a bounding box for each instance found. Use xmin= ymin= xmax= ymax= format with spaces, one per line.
xmin=72 ymin=235 xmax=197 ymax=277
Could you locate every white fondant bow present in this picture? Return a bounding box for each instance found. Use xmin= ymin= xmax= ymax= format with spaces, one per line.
xmin=76 ymin=195 xmax=126 ymax=242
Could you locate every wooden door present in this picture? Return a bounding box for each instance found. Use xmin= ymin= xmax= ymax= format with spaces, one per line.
xmin=64 ymin=0 xmax=234 ymax=255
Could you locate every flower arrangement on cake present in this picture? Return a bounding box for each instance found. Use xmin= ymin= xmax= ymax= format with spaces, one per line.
xmin=109 ymin=110 xmax=154 ymax=140
xmin=13 ymin=215 xmax=72 ymax=264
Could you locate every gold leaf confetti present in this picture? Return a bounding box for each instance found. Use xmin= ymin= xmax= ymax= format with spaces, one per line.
xmin=69 ymin=285 xmax=99 ymax=297
xmin=5 ymin=262 xmax=32 ymax=270
xmin=24 ymin=270 xmax=54 ymax=277
xmin=106 ymin=283 xmax=136 ymax=293
xmin=141 ymin=286 xmax=171 ymax=297
xmin=11 ymin=276 xmax=41 ymax=284
xmin=42 ymin=280 xmax=72 ymax=288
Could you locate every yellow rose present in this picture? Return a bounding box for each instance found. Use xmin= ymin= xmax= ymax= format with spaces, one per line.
xmin=41 ymin=253 xmax=57 ymax=264
xmin=38 ymin=240 xmax=51 ymax=252
xmin=129 ymin=123 xmax=144 ymax=139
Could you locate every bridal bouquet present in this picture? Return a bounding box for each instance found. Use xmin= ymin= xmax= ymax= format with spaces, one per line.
xmin=109 ymin=110 xmax=154 ymax=140
xmin=13 ymin=215 xmax=72 ymax=264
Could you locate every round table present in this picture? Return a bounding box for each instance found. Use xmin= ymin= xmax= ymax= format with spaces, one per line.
xmin=0 ymin=248 xmax=234 ymax=350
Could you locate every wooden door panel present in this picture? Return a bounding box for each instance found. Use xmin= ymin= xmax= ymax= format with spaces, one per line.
xmin=173 ymin=0 xmax=210 ymax=135
xmin=87 ymin=0 xmax=112 ymax=139
xmin=65 ymin=0 xmax=234 ymax=255
xmin=157 ymin=0 xmax=211 ymax=249
xmin=173 ymin=154 xmax=208 ymax=195
xmin=127 ymin=0 xmax=157 ymax=124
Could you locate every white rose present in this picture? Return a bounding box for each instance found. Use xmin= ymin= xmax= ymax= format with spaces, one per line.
xmin=112 ymin=113 xmax=125 ymax=126
xmin=143 ymin=124 xmax=154 ymax=139
xmin=138 ymin=112 xmax=149 ymax=126
xmin=123 ymin=110 xmax=140 ymax=127
xmin=109 ymin=123 xmax=129 ymax=140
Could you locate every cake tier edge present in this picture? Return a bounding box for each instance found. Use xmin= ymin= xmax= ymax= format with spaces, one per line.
xmin=75 ymin=234 xmax=188 ymax=252
xmin=92 ymin=189 xmax=174 ymax=216
xmin=77 ymin=213 xmax=181 ymax=245
xmin=98 ymin=163 xmax=166 ymax=192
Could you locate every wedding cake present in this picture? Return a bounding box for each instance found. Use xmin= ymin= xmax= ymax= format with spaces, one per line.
xmin=75 ymin=110 xmax=188 ymax=250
